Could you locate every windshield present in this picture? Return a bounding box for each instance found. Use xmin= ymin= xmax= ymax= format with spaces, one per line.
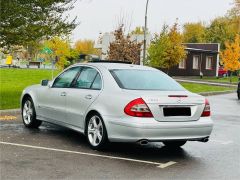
xmin=110 ymin=69 xmax=185 ymax=91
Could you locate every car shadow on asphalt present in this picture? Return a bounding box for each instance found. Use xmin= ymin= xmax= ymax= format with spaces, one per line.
xmin=25 ymin=122 xmax=191 ymax=162
xmin=1 ymin=117 xmax=193 ymax=163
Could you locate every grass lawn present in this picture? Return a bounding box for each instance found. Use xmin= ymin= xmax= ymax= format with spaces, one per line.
xmin=180 ymin=82 xmax=235 ymax=93
xmin=0 ymin=68 xmax=60 ymax=110
xmin=0 ymin=68 xmax=236 ymax=110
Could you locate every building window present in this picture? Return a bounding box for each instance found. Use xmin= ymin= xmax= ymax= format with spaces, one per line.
xmin=179 ymin=59 xmax=186 ymax=69
xmin=206 ymin=56 xmax=213 ymax=70
xmin=193 ymin=55 xmax=199 ymax=69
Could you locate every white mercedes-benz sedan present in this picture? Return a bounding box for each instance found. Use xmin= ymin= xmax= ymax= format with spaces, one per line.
xmin=21 ymin=62 xmax=213 ymax=150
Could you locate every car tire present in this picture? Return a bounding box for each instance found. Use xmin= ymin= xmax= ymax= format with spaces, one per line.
xmin=86 ymin=113 xmax=108 ymax=150
xmin=162 ymin=141 xmax=187 ymax=148
xmin=22 ymin=97 xmax=42 ymax=128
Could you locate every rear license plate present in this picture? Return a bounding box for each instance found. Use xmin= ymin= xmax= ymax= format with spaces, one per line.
xmin=163 ymin=107 xmax=191 ymax=116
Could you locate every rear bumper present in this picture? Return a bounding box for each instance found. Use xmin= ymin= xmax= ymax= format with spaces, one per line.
xmin=104 ymin=116 xmax=213 ymax=142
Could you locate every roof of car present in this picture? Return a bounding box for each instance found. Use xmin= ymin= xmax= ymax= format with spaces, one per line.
xmin=74 ymin=62 xmax=156 ymax=71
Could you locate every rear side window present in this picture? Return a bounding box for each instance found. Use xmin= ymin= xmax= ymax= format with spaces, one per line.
xmin=74 ymin=67 xmax=102 ymax=90
xmin=91 ymin=73 xmax=102 ymax=90
xmin=110 ymin=69 xmax=184 ymax=91
xmin=52 ymin=67 xmax=80 ymax=88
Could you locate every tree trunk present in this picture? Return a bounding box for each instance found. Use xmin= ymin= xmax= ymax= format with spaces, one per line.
xmin=230 ymin=71 xmax=233 ymax=84
xmin=167 ymin=67 xmax=170 ymax=75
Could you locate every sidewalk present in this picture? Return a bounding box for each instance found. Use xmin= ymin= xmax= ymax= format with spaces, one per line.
xmin=174 ymin=78 xmax=237 ymax=87
xmin=0 ymin=109 xmax=20 ymax=115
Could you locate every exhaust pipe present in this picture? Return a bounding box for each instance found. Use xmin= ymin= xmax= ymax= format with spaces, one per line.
xmin=199 ymin=137 xmax=209 ymax=143
xmin=138 ymin=139 xmax=149 ymax=145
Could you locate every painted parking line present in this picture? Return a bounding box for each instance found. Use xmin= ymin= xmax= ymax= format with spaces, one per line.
xmin=0 ymin=115 xmax=17 ymax=120
xmin=0 ymin=141 xmax=177 ymax=169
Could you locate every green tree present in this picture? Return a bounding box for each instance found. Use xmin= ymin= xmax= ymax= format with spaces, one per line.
xmin=147 ymin=28 xmax=171 ymax=68
xmin=130 ymin=26 xmax=145 ymax=35
xmin=205 ymin=0 xmax=240 ymax=49
xmin=205 ymin=17 xmax=237 ymax=49
xmin=41 ymin=37 xmax=71 ymax=70
xmin=147 ymin=23 xmax=186 ymax=74
xmin=67 ymin=48 xmax=79 ymax=64
xmin=228 ymin=0 xmax=240 ymax=18
xmin=0 ymin=0 xmax=77 ymax=49
xmin=227 ymin=0 xmax=240 ymax=34
xmin=183 ymin=22 xmax=206 ymax=43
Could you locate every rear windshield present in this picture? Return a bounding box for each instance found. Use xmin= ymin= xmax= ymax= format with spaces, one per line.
xmin=110 ymin=69 xmax=185 ymax=91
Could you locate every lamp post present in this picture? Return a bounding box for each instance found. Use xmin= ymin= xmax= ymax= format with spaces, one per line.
xmin=142 ymin=0 xmax=149 ymax=66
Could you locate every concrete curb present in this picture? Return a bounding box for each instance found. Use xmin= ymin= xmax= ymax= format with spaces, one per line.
xmin=0 ymin=108 xmax=20 ymax=114
xmin=175 ymin=79 xmax=237 ymax=87
xmin=187 ymin=79 xmax=238 ymax=85
xmin=173 ymin=76 xmax=238 ymax=85
xmin=199 ymin=90 xmax=236 ymax=96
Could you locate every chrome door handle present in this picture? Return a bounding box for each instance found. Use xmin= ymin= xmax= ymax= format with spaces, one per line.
xmin=61 ymin=92 xmax=67 ymax=96
xmin=85 ymin=94 xmax=92 ymax=99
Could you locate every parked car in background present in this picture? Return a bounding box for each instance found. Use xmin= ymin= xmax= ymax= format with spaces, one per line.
xmin=21 ymin=61 xmax=213 ymax=150
xmin=218 ymin=66 xmax=228 ymax=77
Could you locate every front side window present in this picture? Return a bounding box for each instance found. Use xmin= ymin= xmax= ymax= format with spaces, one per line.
xmin=193 ymin=56 xmax=199 ymax=69
xmin=52 ymin=67 xmax=80 ymax=88
xmin=110 ymin=69 xmax=184 ymax=91
xmin=74 ymin=67 xmax=102 ymax=90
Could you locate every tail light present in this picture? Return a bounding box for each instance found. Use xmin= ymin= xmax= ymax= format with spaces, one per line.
xmin=201 ymin=99 xmax=211 ymax=117
xmin=124 ymin=98 xmax=153 ymax=117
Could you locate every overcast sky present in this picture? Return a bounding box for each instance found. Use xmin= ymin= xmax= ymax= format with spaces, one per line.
xmin=68 ymin=0 xmax=233 ymax=42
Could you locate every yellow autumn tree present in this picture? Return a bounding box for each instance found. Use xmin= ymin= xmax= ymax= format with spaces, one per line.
xmin=74 ymin=40 xmax=99 ymax=56
xmin=44 ymin=37 xmax=71 ymax=69
xmin=220 ymin=34 xmax=240 ymax=82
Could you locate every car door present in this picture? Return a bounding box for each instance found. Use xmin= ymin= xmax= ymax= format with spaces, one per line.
xmin=37 ymin=66 xmax=81 ymax=123
xmin=65 ymin=66 xmax=102 ymax=129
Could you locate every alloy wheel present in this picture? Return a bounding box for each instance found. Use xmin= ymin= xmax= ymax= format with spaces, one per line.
xmin=22 ymin=100 xmax=33 ymax=125
xmin=87 ymin=115 xmax=103 ymax=146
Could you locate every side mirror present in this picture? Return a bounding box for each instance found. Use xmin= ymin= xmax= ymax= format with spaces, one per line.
xmin=41 ymin=79 xmax=49 ymax=86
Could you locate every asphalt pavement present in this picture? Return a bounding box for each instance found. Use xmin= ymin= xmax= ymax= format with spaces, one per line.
xmin=0 ymin=93 xmax=240 ymax=180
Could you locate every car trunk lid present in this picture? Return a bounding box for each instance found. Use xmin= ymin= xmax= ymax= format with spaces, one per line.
xmin=123 ymin=90 xmax=205 ymax=122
